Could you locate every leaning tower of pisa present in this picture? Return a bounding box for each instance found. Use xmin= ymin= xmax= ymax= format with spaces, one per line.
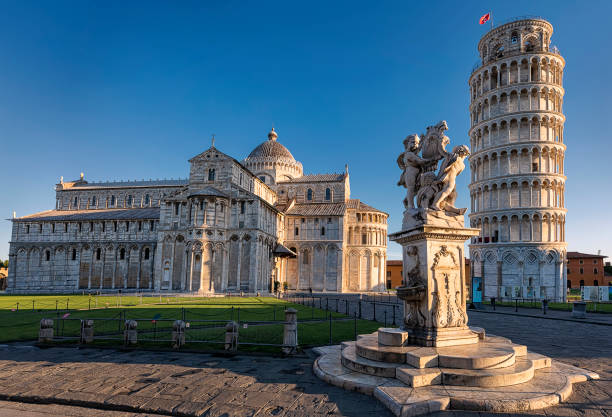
xmin=468 ymin=17 xmax=567 ymax=302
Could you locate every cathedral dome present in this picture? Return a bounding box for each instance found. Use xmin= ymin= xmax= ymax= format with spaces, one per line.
xmin=245 ymin=128 xmax=295 ymax=160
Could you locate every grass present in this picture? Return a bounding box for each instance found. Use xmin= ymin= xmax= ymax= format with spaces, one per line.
xmin=0 ymin=295 xmax=382 ymax=352
xmin=480 ymin=299 xmax=612 ymax=313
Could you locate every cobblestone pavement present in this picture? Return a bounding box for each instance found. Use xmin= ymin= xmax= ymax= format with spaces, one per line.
xmin=0 ymin=311 xmax=609 ymax=417
xmin=0 ymin=399 xmax=161 ymax=416
xmin=0 ymin=346 xmax=391 ymax=417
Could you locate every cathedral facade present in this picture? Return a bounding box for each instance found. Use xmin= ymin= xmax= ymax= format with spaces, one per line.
xmin=7 ymin=129 xmax=388 ymax=294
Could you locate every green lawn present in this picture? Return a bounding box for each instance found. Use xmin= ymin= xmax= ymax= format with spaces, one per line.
xmin=0 ymin=295 xmax=381 ymax=352
xmin=480 ymin=299 xmax=612 ymax=313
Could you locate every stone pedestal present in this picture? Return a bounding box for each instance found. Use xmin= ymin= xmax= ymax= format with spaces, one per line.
xmin=389 ymin=218 xmax=480 ymax=347
xmin=282 ymin=308 xmax=298 ymax=354
xmin=80 ymin=319 xmax=94 ymax=344
xmin=224 ymin=321 xmax=238 ymax=351
xmin=172 ymin=320 xmax=186 ymax=348
xmin=38 ymin=319 xmax=54 ymax=343
xmin=124 ymin=320 xmax=138 ymax=345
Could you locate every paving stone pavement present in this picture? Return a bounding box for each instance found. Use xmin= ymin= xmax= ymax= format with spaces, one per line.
xmin=0 ymin=311 xmax=609 ymax=417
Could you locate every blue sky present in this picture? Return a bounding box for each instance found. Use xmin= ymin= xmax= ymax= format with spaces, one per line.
xmin=1 ymin=1 xmax=611 ymax=261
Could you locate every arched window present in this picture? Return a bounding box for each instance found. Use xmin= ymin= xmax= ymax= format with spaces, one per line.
xmin=579 ymin=279 xmax=584 ymax=287
xmin=567 ymin=280 xmax=571 ymax=289
xmin=325 ymin=188 xmax=331 ymax=201
xmin=144 ymin=248 xmax=150 ymax=260
xmin=302 ymin=249 xmax=309 ymax=264
xmin=321 ymin=227 xmax=325 ymax=236
xmin=73 ymin=196 xmax=78 ymax=208
xmin=259 ymin=176 xmax=266 ymax=183
xmin=72 ymin=249 xmax=77 ymax=260
xmin=110 ymin=195 xmax=116 ymax=207
xmin=511 ymin=32 xmax=518 ymax=44
xmin=144 ymin=194 xmax=150 ymax=206
xmin=307 ymin=189 xmax=313 ymax=201
xmin=208 ymin=168 xmax=215 ymax=181
xmin=96 ymin=248 xmax=101 ymax=260
xmin=127 ymin=195 xmax=133 ymax=206
xmin=45 ymin=250 xmax=50 ymax=261
xmin=120 ymin=248 xmax=125 ymax=260
xmin=594 ymin=280 xmax=599 ymax=286
xmin=91 ymin=196 xmax=97 ymax=207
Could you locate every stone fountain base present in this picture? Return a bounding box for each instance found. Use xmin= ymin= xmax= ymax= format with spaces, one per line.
xmin=313 ymin=328 xmax=598 ymax=416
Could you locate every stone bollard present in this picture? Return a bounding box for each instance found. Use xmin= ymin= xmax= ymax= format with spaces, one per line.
xmin=124 ymin=320 xmax=138 ymax=345
xmin=572 ymin=302 xmax=587 ymax=319
xmin=38 ymin=319 xmax=54 ymax=343
xmin=172 ymin=320 xmax=186 ymax=348
xmin=80 ymin=319 xmax=94 ymax=344
xmin=282 ymin=308 xmax=298 ymax=355
xmin=224 ymin=321 xmax=238 ymax=351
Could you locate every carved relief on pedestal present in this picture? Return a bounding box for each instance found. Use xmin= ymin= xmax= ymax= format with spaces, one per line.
xmin=430 ymin=245 xmax=467 ymax=329
xmin=401 ymin=245 xmax=426 ymax=328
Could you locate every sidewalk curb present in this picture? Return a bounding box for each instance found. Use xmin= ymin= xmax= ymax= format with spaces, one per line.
xmin=468 ymin=309 xmax=612 ymax=326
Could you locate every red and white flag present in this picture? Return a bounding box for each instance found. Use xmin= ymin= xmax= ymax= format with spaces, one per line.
xmin=479 ymin=13 xmax=491 ymax=25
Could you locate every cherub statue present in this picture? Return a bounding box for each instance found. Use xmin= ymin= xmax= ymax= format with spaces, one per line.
xmin=420 ymin=120 xmax=451 ymax=173
xmin=431 ymin=145 xmax=470 ymax=213
xmin=397 ymin=134 xmax=430 ymax=209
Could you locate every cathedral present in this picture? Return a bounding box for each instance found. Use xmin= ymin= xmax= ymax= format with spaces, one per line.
xmin=7 ymin=129 xmax=388 ymax=294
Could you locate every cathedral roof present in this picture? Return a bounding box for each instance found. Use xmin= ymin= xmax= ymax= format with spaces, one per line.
xmin=347 ymin=199 xmax=387 ymax=214
xmin=278 ymin=173 xmax=346 ymax=184
xmin=245 ymin=128 xmax=296 ymax=161
xmin=284 ymin=202 xmax=347 ymax=216
xmin=13 ymin=208 xmax=160 ymax=222
xmin=188 ymin=186 xmax=228 ymax=198
xmin=66 ymin=179 xmax=188 ymax=190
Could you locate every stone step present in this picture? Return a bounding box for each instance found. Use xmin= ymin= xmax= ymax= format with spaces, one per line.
xmin=527 ymin=352 xmax=552 ymax=369
xmin=440 ymin=357 xmax=535 ymax=387
xmin=355 ymin=334 xmax=414 ymax=364
xmin=436 ymin=343 xmax=516 ymax=369
xmin=396 ymin=366 xmax=442 ymax=387
xmin=341 ymin=342 xmax=400 ymax=378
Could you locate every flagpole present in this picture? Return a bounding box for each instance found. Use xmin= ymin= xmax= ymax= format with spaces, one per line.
xmin=490 ymin=11 xmax=493 ymax=29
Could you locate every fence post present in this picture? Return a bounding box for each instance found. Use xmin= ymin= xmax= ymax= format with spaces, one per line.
xmin=172 ymin=320 xmax=186 ymax=349
xmin=224 ymin=321 xmax=238 ymax=351
xmin=326 ymin=298 xmax=329 ymax=311
xmin=16 ymin=302 xmax=19 ymax=311
xmin=32 ymin=300 xmax=35 ymax=311
xmin=392 ymin=305 xmax=396 ymax=326
xmin=282 ymin=308 xmax=298 ymax=355
xmin=66 ymin=299 xmax=69 ymax=311
xmin=354 ymin=313 xmax=357 ymax=341
xmin=56 ymin=300 xmax=58 ymax=311
xmin=237 ymin=307 xmax=240 ymax=324
xmin=346 ymin=300 xmax=349 ymax=316
xmin=273 ymin=306 xmax=276 ymax=321
xmin=124 ymin=320 xmax=138 ymax=345
xmin=38 ymin=319 xmax=54 ymax=343
xmin=358 ymin=301 xmax=362 ymax=318
xmin=329 ymin=310 xmax=332 ymax=345
xmin=384 ymin=310 xmax=387 ymax=327
xmin=182 ymin=308 xmax=186 ymax=321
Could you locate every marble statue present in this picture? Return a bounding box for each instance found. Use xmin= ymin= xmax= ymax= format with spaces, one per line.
xmin=397 ymin=121 xmax=470 ymax=228
xmin=391 ymin=120 xmax=479 ymax=346
xmin=396 ymin=134 xmax=430 ymax=209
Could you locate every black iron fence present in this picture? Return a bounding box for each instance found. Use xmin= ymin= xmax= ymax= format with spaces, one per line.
xmin=284 ymin=293 xmax=402 ymax=327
